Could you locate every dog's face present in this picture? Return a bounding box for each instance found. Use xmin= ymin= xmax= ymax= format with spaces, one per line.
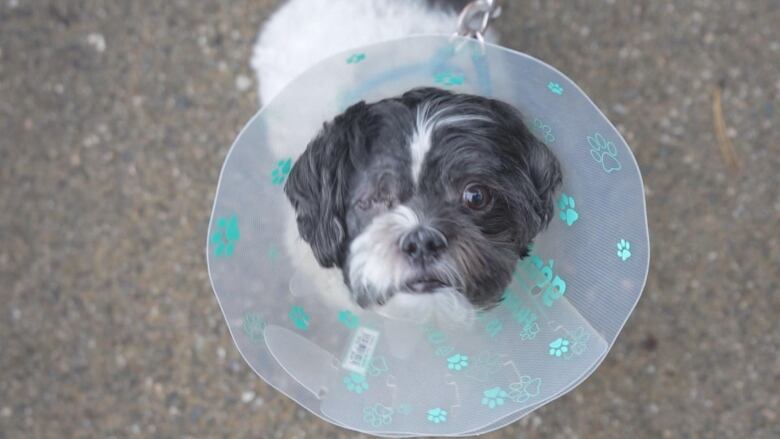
xmin=285 ymin=88 xmax=561 ymax=319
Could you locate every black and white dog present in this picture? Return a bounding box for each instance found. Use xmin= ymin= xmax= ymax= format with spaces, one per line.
xmin=253 ymin=1 xmax=560 ymax=324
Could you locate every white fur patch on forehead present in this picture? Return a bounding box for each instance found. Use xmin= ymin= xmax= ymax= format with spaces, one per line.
xmin=408 ymin=104 xmax=492 ymax=183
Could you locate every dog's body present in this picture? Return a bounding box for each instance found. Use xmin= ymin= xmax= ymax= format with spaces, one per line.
xmin=252 ymin=0 xmax=485 ymax=105
xmin=253 ymin=1 xmax=559 ymax=325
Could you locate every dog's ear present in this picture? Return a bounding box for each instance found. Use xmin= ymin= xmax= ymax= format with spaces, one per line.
xmin=526 ymin=137 xmax=562 ymax=228
xmin=510 ymin=136 xmax=562 ymax=259
xmin=489 ymin=99 xmax=563 ymax=243
xmin=284 ymin=102 xmax=375 ymax=268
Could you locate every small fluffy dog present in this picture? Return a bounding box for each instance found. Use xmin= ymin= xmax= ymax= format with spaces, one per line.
xmin=253 ymin=0 xmax=558 ymax=324
xmin=284 ymin=87 xmax=562 ymax=322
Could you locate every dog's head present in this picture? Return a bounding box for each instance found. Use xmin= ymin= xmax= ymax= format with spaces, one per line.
xmin=284 ymin=87 xmax=561 ymax=321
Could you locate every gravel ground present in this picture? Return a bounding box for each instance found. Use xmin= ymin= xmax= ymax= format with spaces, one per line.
xmin=1 ymin=1 xmax=778 ymax=438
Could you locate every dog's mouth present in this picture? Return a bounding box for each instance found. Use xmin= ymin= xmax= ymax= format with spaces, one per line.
xmin=405 ymin=276 xmax=448 ymax=293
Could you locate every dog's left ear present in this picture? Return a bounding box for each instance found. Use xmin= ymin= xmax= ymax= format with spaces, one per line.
xmin=284 ymin=102 xmax=376 ymax=268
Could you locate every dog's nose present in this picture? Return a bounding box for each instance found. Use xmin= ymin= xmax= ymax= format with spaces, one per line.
xmin=400 ymin=226 xmax=447 ymax=262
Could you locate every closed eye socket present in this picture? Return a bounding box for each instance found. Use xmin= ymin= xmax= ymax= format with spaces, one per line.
xmin=356 ymin=196 xmax=396 ymax=211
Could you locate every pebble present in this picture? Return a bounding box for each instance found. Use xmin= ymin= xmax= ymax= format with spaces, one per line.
xmin=241 ymin=390 xmax=255 ymax=403
xmin=86 ymin=33 xmax=106 ymax=53
xmin=235 ymin=75 xmax=252 ymax=92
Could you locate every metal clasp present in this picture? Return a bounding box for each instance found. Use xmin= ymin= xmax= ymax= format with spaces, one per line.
xmin=455 ymin=0 xmax=502 ymax=41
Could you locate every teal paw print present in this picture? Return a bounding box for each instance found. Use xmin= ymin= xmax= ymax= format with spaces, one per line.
xmin=210 ymin=215 xmax=240 ymax=257
xmin=547 ymin=81 xmax=564 ymax=95
xmin=617 ymin=239 xmax=632 ymax=261
xmin=426 ymin=407 xmax=448 ymax=424
xmin=242 ymin=311 xmax=266 ymax=342
xmin=548 ymin=337 xmax=570 ymax=357
xmin=508 ymin=375 xmax=541 ymax=403
xmin=343 ymin=372 xmax=368 ymax=394
xmin=481 ymin=387 xmax=508 ymax=409
xmin=288 ymin=305 xmax=310 ymax=331
xmin=363 ymin=403 xmax=393 ymax=427
xmin=346 ymin=53 xmax=366 ymax=64
xmin=434 ymin=70 xmax=465 ymax=86
xmin=557 ymin=193 xmax=579 ymax=226
xmin=588 ymin=133 xmax=622 ymax=173
xmin=447 ymin=354 xmax=469 ymax=371
xmin=271 ymin=158 xmax=292 ymax=185
xmin=533 ymin=118 xmax=555 ymax=143
xmin=338 ymin=310 xmax=360 ymax=329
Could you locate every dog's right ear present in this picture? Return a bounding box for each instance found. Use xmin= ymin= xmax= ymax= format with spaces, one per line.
xmin=284 ymin=102 xmax=376 ymax=268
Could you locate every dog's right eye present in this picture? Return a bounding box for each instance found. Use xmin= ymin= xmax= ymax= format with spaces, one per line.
xmin=462 ymin=183 xmax=492 ymax=210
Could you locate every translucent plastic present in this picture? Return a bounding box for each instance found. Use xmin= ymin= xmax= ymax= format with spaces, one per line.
xmin=207 ymin=35 xmax=649 ymax=437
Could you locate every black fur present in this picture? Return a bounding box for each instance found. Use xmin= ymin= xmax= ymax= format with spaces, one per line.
xmin=285 ymin=87 xmax=562 ymax=309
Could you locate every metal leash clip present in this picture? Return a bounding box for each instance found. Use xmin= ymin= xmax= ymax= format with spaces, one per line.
xmin=455 ymin=0 xmax=502 ymax=43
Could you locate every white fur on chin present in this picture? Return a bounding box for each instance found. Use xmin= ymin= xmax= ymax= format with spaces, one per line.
xmin=374 ymin=288 xmax=477 ymax=329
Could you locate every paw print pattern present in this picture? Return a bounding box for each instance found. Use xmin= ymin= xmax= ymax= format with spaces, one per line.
xmin=426 ymin=407 xmax=448 ymax=424
xmin=548 ymin=337 xmax=570 ymax=357
xmin=434 ymin=70 xmax=465 ymax=86
xmin=344 ymin=372 xmax=368 ymax=394
xmin=588 ymin=133 xmax=622 ymax=173
xmin=338 ymin=310 xmax=360 ymax=329
xmin=367 ymin=356 xmax=389 ymax=377
xmin=424 ymin=327 xmax=455 ymax=358
xmin=507 ymin=376 xmax=541 ymax=403
xmin=271 ymin=158 xmax=292 ymax=185
xmin=242 ymin=311 xmax=266 ymax=342
xmin=363 ymin=403 xmax=393 ymax=427
xmin=447 ymin=354 xmax=469 ymax=371
xmin=617 ymin=239 xmax=632 ymax=261
xmin=565 ymin=327 xmax=590 ymax=358
xmin=346 ymin=53 xmax=366 ymax=64
xmin=481 ymin=386 xmax=508 ymax=409
xmin=211 ymin=215 xmax=240 ymax=257
xmin=518 ymin=322 xmax=540 ymax=341
xmin=288 ymin=305 xmax=310 ymax=331
xmin=547 ymin=81 xmax=564 ymax=95
xmin=365 ymin=404 xmax=392 ymax=426
xmin=533 ymin=118 xmax=556 ymax=143
xmin=557 ymin=193 xmax=579 ymax=226
xmin=465 ymin=351 xmax=501 ymax=382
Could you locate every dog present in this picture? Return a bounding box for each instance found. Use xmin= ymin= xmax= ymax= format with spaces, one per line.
xmin=252 ymin=0 xmax=558 ymax=324
xmin=284 ymin=87 xmax=562 ymax=324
